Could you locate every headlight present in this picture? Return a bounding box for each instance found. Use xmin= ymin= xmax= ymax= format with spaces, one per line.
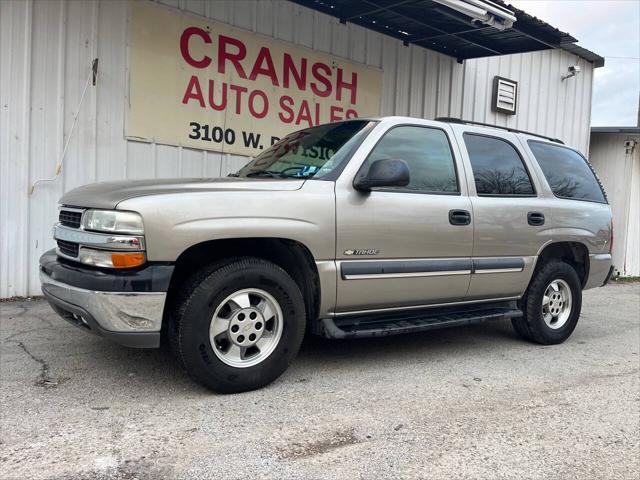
xmin=83 ymin=210 xmax=144 ymax=234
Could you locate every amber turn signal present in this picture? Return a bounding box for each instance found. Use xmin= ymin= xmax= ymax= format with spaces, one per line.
xmin=111 ymin=252 xmax=146 ymax=268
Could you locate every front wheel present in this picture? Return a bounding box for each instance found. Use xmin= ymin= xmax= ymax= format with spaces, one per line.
xmin=172 ymin=258 xmax=306 ymax=393
xmin=512 ymin=260 xmax=582 ymax=345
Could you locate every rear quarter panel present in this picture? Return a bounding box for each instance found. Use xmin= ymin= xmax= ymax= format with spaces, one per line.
xmin=541 ymin=199 xmax=612 ymax=255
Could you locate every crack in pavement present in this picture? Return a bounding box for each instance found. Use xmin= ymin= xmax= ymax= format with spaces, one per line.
xmin=279 ymin=429 xmax=362 ymax=460
xmin=0 ymin=303 xmax=29 ymax=318
xmin=15 ymin=341 xmax=59 ymax=388
xmin=2 ymin=327 xmax=57 ymax=343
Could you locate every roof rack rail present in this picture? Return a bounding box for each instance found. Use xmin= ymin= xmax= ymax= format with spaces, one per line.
xmin=434 ymin=117 xmax=565 ymax=144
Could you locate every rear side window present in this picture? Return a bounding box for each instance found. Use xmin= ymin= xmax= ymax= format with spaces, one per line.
xmin=528 ymin=141 xmax=606 ymax=203
xmin=364 ymin=125 xmax=459 ymax=193
xmin=463 ymin=134 xmax=535 ymax=196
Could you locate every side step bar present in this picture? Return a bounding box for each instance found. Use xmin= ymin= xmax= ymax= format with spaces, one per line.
xmin=320 ymin=301 xmax=522 ymax=339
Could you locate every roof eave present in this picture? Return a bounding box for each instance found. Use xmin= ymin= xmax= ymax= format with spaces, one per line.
xmin=289 ymin=0 xmax=604 ymax=67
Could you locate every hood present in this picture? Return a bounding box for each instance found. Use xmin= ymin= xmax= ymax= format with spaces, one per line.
xmin=60 ymin=177 xmax=306 ymax=210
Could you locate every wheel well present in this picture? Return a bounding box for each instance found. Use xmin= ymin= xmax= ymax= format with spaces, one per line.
xmin=537 ymin=242 xmax=589 ymax=287
xmin=166 ymin=238 xmax=320 ymax=323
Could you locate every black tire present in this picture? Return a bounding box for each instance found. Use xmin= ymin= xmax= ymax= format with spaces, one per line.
xmin=165 ymin=258 xmax=233 ymax=367
xmin=512 ymin=260 xmax=582 ymax=345
xmin=170 ymin=257 xmax=306 ymax=393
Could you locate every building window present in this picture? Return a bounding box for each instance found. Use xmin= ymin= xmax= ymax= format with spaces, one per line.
xmin=464 ymin=134 xmax=535 ymax=196
xmin=528 ymin=141 xmax=607 ymax=203
xmin=363 ymin=126 xmax=459 ymax=194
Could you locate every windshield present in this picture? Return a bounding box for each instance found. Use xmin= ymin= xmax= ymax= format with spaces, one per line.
xmin=234 ymin=120 xmax=373 ymax=180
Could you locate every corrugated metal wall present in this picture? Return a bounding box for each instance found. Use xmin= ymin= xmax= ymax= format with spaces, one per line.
xmin=0 ymin=0 xmax=595 ymax=297
xmin=589 ymin=133 xmax=640 ymax=276
xmin=461 ymin=49 xmax=594 ymax=154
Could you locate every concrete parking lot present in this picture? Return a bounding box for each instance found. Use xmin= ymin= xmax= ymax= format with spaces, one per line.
xmin=1 ymin=283 xmax=638 ymax=480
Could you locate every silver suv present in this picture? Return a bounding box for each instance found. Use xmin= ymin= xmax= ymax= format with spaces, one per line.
xmin=40 ymin=117 xmax=614 ymax=393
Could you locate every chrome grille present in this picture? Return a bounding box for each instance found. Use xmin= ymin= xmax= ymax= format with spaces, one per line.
xmin=59 ymin=209 xmax=82 ymax=228
xmin=57 ymin=239 xmax=79 ymax=258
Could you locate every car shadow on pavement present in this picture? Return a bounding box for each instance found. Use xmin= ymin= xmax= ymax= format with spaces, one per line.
xmin=298 ymin=319 xmax=521 ymax=362
xmin=77 ymin=319 xmax=523 ymax=395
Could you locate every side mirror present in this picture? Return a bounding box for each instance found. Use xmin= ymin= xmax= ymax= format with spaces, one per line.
xmin=353 ymin=158 xmax=410 ymax=192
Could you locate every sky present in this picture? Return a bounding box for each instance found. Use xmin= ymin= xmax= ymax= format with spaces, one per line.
xmin=509 ymin=0 xmax=640 ymax=126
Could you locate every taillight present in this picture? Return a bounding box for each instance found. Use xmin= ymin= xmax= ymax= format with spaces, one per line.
xmin=609 ymin=219 xmax=614 ymax=254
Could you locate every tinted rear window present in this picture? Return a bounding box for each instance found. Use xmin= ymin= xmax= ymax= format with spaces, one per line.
xmin=464 ymin=134 xmax=535 ymax=196
xmin=528 ymin=141 xmax=606 ymax=203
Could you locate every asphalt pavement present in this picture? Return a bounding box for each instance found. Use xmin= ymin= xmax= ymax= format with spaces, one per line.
xmin=1 ymin=282 xmax=638 ymax=479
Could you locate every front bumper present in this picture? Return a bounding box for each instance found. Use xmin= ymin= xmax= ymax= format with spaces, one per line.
xmin=39 ymin=250 xmax=174 ymax=348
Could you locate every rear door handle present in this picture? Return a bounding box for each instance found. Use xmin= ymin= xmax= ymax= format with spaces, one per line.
xmin=527 ymin=211 xmax=545 ymax=226
xmin=449 ymin=209 xmax=471 ymax=226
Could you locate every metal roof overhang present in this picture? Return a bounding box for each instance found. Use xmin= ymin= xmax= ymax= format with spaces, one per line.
xmin=290 ymin=0 xmax=604 ymax=67
xmin=591 ymin=127 xmax=640 ymax=134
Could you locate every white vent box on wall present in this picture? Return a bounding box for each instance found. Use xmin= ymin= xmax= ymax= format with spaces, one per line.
xmin=492 ymin=76 xmax=518 ymax=115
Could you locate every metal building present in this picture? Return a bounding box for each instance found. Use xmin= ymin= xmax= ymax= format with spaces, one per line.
xmin=0 ymin=0 xmax=604 ymax=297
xmin=589 ymin=127 xmax=640 ymax=277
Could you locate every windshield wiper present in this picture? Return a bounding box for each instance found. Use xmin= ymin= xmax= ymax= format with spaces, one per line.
xmin=245 ymin=171 xmax=300 ymax=178
xmin=227 ymin=173 xmax=240 ymax=177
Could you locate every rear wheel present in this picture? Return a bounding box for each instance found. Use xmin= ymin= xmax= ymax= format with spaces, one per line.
xmin=171 ymin=257 xmax=306 ymax=393
xmin=512 ymin=260 xmax=582 ymax=345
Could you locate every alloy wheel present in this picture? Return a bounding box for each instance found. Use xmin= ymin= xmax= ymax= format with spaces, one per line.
xmin=209 ymin=288 xmax=283 ymax=368
xmin=542 ymin=279 xmax=573 ymax=330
